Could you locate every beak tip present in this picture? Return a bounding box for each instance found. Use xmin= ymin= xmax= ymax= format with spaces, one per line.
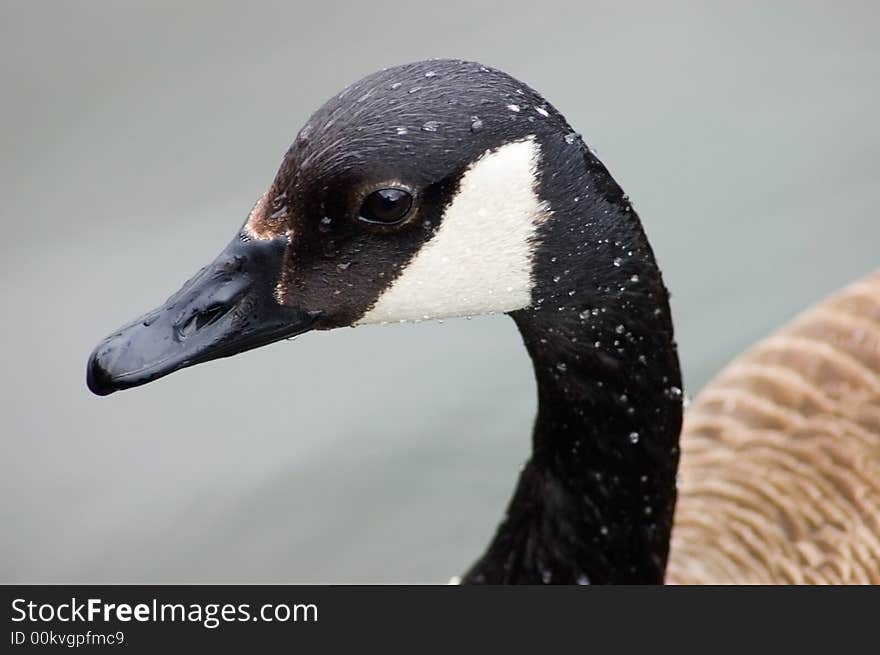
xmin=86 ymin=348 xmax=118 ymax=396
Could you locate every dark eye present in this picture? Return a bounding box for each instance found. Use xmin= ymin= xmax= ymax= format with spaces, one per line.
xmin=358 ymin=188 xmax=413 ymax=225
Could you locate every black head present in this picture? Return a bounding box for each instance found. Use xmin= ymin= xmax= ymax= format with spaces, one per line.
xmin=86 ymin=59 xmax=640 ymax=394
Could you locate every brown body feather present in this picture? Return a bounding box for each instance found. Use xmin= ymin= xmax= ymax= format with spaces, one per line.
xmin=668 ymin=271 xmax=880 ymax=583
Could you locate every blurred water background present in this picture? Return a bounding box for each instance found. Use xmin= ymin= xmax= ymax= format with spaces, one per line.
xmin=1 ymin=1 xmax=878 ymax=582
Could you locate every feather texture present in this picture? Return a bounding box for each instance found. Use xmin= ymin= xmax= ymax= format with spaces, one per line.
xmin=668 ymin=271 xmax=880 ymax=583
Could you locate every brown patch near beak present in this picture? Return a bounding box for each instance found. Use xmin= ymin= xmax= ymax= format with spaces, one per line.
xmin=245 ymin=190 xmax=288 ymax=240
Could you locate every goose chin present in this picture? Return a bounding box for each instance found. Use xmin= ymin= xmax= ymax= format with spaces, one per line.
xmin=86 ymin=231 xmax=319 ymax=396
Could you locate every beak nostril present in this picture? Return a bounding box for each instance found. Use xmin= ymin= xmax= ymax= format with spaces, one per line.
xmin=177 ymin=303 xmax=234 ymax=340
xmin=196 ymin=303 xmax=231 ymax=330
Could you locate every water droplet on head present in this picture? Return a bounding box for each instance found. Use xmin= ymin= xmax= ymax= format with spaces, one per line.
xmin=556 ymin=362 xmax=567 ymax=373
xmin=629 ymin=431 xmax=640 ymax=444
xmin=470 ymin=116 xmax=484 ymax=133
xmin=390 ymin=82 xmax=402 ymax=90
xmin=318 ymin=216 xmax=332 ymax=233
xmin=421 ymin=121 xmax=440 ymax=132
xmin=564 ymin=132 xmax=578 ymax=145
xmin=535 ymin=106 xmax=549 ymax=117
xmin=395 ymin=126 xmax=408 ymax=135
xmin=506 ymin=104 xmax=520 ymax=112
xmin=337 ymin=262 xmax=351 ymax=271
xmin=613 ymin=257 xmax=623 ymax=267
xmin=424 ymin=71 xmax=437 ymax=78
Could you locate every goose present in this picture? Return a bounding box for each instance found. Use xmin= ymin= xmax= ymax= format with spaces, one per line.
xmin=85 ymin=59 xmax=880 ymax=584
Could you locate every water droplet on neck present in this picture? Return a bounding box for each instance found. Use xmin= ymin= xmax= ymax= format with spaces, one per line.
xmin=470 ymin=116 xmax=484 ymax=132
xmin=613 ymin=257 xmax=623 ymax=267
xmin=506 ymin=104 xmax=520 ymax=112
xmin=629 ymin=431 xmax=640 ymax=444
xmin=421 ymin=120 xmax=440 ymax=132
xmin=395 ymin=126 xmax=408 ymax=135
xmin=556 ymin=362 xmax=567 ymax=373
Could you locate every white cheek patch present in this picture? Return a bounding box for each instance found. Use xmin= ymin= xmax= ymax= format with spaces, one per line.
xmin=357 ymin=137 xmax=549 ymax=325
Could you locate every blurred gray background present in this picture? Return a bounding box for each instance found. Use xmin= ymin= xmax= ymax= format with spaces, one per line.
xmin=2 ymin=1 xmax=878 ymax=582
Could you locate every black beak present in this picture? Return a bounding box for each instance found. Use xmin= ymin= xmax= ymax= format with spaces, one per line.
xmin=86 ymin=231 xmax=318 ymax=396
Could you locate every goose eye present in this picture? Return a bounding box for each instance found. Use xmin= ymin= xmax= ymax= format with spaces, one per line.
xmin=358 ymin=188 xmax=413 ymax=225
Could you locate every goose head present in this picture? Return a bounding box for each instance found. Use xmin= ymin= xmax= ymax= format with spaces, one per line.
xmin=87 ymin=59 xmax=682 ymax=583
xmin=87 ymin=59 xmax=627 ymax=393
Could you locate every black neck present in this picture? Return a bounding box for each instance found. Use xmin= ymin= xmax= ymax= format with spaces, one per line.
xmin=462 ymin=150 xmax=683 ymax=584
